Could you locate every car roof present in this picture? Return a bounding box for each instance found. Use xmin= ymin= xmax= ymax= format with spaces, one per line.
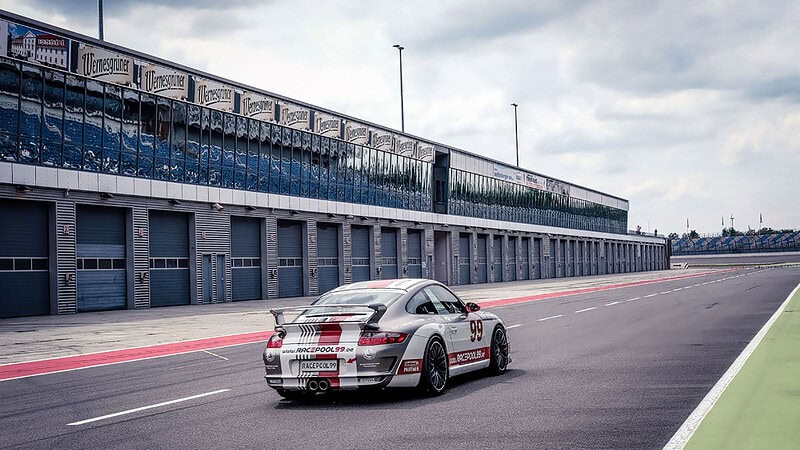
xmin=328 ymin=278 xmax=434 ymax=293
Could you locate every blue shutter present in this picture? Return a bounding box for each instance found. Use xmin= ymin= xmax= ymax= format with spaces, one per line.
xmin=76 ymin=205 xmax=127 ymax=312
xmin=459 ymin=234 xmax=470 ymax=284
xmin=0 ymin=200 xmax=50 ymax=318
xmin=381 ymin=228 xmax=398 ymax=279
xmin=407 ymin=230 xmax=422 ymax=278
xmin=508 ymin=237 xmax=517 ymax=281
xmin=493 ymin=236 xmax=503 ymax=281
xmin=317 ymin=223 xmax=340 ymax=294
xmin=476 ymin=235 xmax=487 ymax=283
xmin=277 ymin=220 xmax=303 ymax=298
xmin=351 ymin=225 xmax=370 ymax=282
xmin=231 ymin=216 xmax=262 ymax=301
xmin=149 ymin=210 xmax=190 ymax=307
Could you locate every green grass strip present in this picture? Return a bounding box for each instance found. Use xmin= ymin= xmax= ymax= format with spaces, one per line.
xmin=685 ymin=286 xmax=800 ymax=449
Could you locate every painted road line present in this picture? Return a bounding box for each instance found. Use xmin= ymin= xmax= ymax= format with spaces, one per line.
xmin=660 ymin=291 xmax=672 ymax=295
xmin=506 ymin=324 xmax=523 ymax=329
xmin=626 ymin=297 xmax=640 ymax=302
xmin=644 ymin=293 xmax=658 ymax=298
xmin=538 ymin=315 xmax=563 ymax=322
xmin=673 ymin=288 xmax=684 ymax=292
xmin=664 ymin=282 xmax=800 ymax=450
xmin=68 ymin=389 xmax=231 ymax=426
xmin=574 ymin=307 xmax=597 ymax=313
xmin=604 ymin=301 xmax=620 ymax=306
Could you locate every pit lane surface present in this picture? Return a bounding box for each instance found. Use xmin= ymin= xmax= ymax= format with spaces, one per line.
xmin=2 ymin=267 xmax=798 ymax=449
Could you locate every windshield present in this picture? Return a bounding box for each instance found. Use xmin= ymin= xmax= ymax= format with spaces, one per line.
xmin=313 ymin=289 xmax=404 ymax=306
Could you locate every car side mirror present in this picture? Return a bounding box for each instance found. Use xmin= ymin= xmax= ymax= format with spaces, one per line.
xmin=465 ymin=302 xmax=481 ymax=312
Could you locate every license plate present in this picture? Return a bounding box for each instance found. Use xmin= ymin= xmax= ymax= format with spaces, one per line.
xmin=300 ymin=360 xmax=338 ymax=372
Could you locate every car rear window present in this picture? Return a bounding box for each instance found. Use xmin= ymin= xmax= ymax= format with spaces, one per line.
xmin=314 ymin=290 xmax=403 ymax=306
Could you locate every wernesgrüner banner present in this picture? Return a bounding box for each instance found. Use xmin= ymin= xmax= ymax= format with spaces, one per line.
xmin=194 ymin=77 xmax=234 ymax=112
xmin=141 ymin=63 xmax=188 ymax=100
xmin=77 ymin=43 xmax=134 ymax=86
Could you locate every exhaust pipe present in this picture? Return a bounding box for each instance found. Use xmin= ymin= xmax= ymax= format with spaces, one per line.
xmin=318 ymin=379 xmax=330 ymax=391
xmin=307 ymin=380 xmax=319 ymax=391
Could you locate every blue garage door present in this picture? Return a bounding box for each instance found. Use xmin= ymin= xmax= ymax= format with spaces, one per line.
xmin=476 ymin=235 xmax=488 ymax=283
xmin=407 ymin=230 xmax=422 ymax=278
xmin=559 ymin=240 xmax=567 ymax=277
xmin=351 ymin=225 xmax=370 ymax=282
xmin=149 ymin=211 xmax=190 ymax=307
xmin=0 ymin=200 xmax=50 ymax=318
xmin=381 ymin=228 xmax=398 ymax=279
xmin=549 ymin=239 xmax=557 ymax=278
xmin=492 ymin=236 xmax=503 ymax=281
xmin=278 ymin=220 xmax=304 ymax=298
xmin=77 ymin=205 xmax=127 ymax=312
xmin=317 ymin=223 xmax=340 ymax=294
xmin=533 ymin=238 xmax=542 ymax=279
xmin=566 ymin=241 xmax=574 ymax=277
xmin=458 ymin=233 xmax=470 ymax=284
xmin=231 ymin=217 xmax=262 ymax=301
xmin=574 ymin=241 xmax=582 ymax=276
xmin=521 ymin=237 xmax=530 ymax=280
xmin=508 ymin=237 xmax=517 ymax=281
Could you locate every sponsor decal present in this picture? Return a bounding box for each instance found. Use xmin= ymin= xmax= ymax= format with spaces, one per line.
xmin=264 ymin=364 xmax=279 ymax=370
xmin=398 ymin=359 xmax=422 ymax=374
xmin=362 ymin=347 xmax=376 ymax=360
xmin=493 ymin=164 xmax=549 ymax=191
xmin=283 ymin=345 xmax=354 ymax=354
xmin=448 ymin=347 xmax=490 ymax=366
xmin=265 ymin=350 xmax=276 ymax=362
xmin=194 ymin=77 xmax=234 ymax=111
xmin=359 ymin=361 xmax=381 ymax=369
xmin=78 ymin=44 xmax=133 ymax=85
xmin=546 ymin=178 xmax=571 ymax=196
xmin=141 ymin=63 xmax=188 ymax=100
xmin=240 ymin=91 xmax=276 ymax=122
xmin=344 ymin=121 xmax=368 ymax=144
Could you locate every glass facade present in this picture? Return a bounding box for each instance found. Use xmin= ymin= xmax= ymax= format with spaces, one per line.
xmin=448 ymin=168 xmax=627 ymax=234
xmin=0 ymin=58 xmax=433 ymax=212
xmin=0 ymin=56 xmax=627 ymax=234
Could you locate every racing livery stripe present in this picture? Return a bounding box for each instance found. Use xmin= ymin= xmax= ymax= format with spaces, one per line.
xmin=448 ymin=347 xmax=491 ymax=366
xmin=318 ymin=323 xmax=343 ymax=345
xmin=367 ymin=280 xmax=396 ymax=289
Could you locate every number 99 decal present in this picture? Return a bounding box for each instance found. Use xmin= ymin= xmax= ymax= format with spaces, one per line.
xmin=469 ymin=319 xmax=483 ymax=342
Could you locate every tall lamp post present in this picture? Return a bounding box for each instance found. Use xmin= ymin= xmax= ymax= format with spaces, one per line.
xmin=98 ymin=0 xmax=104 ymax=40
xmin=393 ymin=44 xmax=405 ymax=132
xmin=511 ymin=103 xmax=519 ymax=167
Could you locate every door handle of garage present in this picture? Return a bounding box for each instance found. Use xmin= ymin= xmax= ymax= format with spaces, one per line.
xmin=450 ymin=326 xmax=458 ymax=334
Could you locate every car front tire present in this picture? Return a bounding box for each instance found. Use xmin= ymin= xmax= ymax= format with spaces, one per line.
xmin=488 ymin=325 xmax=509 ymax=375
xmin=419 ymin=337 xmax=449 ymax=395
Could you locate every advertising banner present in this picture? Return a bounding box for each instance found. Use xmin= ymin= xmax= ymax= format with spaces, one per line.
xmin=524 ymin=173 xmax=546 ymax=190
xmin=280 ymin=103 xmax=312 ymax=130
xmin=314 ymin=112 xmax=341 ymax=138
xmin=371 ymin=128 xmax=394 ymax=152
xmin=194 ymin=77 xmax=234 ymax=112
xmin=493 ymin=164 xmax=522 ymax=184
xmin=4 ymin=19 xmax=70 ymax=70
xmin=77 ymin=43 xmax=134 ymax=85
xmin=546 ymin=178 xmax=571 ymax=196
xmin=240 ymin=91 xmax=276 ymax=122
xmin=141 ymin=63 xmax=188 ymax=100
xmin=396 ymin=137 xmax=416 ymax=157
xmin=416 ymin=142 xmax=435 ymax=162
xmin=344 ymin=121 xmax=369 ymax=145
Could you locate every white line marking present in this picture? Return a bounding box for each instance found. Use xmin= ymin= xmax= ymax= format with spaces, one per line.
xmin=202 ymin=350 xmax=229 ymax=361
xmin=604 ymin=301 xmax=620 ymax=306
xmin=683 ymin=286 xmax=692 ymax=289
xmin=660 ymin=291 xmax=672 ymax=295
xmin=574 ymin=307 xmax=597 ymax=313
xmin=644 ymin=293 xmax=657 ymax=298
xmin=68 ymin=389 xmax=230 ymax=426
xmin=664 ymin=282 xmax=800 ymax=449
xmin=538 ymin=315 xmax=563 ymax=322
xmin=673 ymin=288 xmax=684 ymax=292
xmin=626 ymin=297 xmax=640 ymax=302
xmin=506 ymin=324 xmax=523 ymax=329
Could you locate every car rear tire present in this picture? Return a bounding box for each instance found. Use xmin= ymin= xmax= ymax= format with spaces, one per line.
xmin=419 ymin=337 xmax=449 ymax=395
xmin=488 ymin=325 xmax=509 ymax=375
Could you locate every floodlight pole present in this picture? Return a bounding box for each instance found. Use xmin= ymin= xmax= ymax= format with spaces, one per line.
xmin=98 ymin=0 xmax=104 ymax=40
xmin=511 ymin=103 xmax=519 ymax=167
xmin=393 ymin=44 xmax=405 ymax=132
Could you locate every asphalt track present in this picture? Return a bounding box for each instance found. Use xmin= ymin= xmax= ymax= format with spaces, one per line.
xmin=671 ymin=252 xmax=800 ymax=266
xmin=1 ymin=267 xmax=798 ymax=449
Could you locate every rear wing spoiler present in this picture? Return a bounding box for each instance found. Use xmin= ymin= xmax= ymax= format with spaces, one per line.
xmin=269 ymin=303 xmax=387 ymax=331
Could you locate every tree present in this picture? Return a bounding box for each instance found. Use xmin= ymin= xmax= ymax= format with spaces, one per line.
xmin=682 ymin=230 xmax=699 ymax=239
xmin=667 ymin=232 xmax=679 ymax=240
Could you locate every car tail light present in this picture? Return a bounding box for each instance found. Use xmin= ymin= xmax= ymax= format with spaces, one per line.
xmin=358 ymin=331 xmax=408 ymax=346
xmin=266 ymin=334 xmax=283 ymax=348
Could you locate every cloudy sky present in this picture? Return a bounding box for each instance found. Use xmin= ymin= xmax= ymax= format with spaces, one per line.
xmin=3 ymin=0 xmax=799 ymax=235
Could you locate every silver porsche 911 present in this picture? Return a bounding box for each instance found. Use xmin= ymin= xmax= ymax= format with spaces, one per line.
xmin=263 ymin=279 xmax=510 ymax=399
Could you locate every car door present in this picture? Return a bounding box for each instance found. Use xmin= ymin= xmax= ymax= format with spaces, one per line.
xmin=423 ymin=285 xmax=488 ymax=369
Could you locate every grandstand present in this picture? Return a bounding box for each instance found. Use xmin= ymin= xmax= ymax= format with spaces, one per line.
xmin=672 ymin=231 xmax=800 ymax=255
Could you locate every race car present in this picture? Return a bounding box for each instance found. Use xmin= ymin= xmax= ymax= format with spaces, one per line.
xmin=263 ymin=278 xmax=510 ymax=399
